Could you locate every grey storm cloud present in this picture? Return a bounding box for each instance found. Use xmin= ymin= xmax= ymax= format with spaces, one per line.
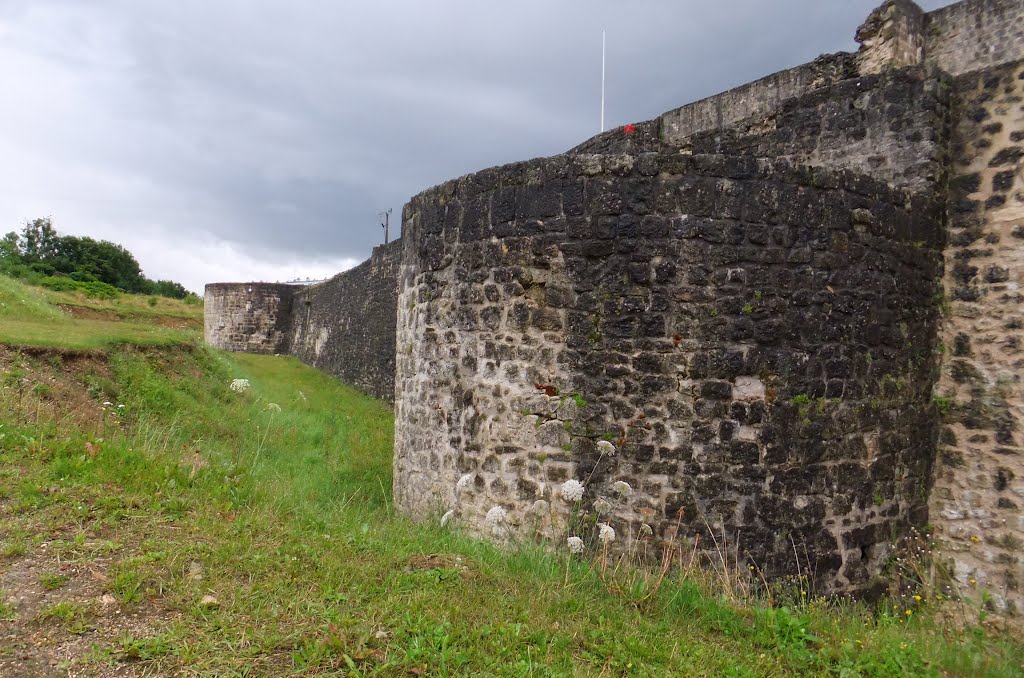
xmin=0 ymin=0 xmax=954 ymax=290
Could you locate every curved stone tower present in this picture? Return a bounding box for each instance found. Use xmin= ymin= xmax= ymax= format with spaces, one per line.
xmin=393 ymin=152 xmax=943 ymax=593
xmin=204 ymin=282 xmax=296 ymax=354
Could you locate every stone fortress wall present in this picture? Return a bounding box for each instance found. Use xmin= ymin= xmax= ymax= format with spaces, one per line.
xmin=395 ymin=153 xmax=944 ymax=593
xmin=204 ymin=282 xmax=296 ymax=355
xmin=204 ymin=240 xmax=401 ymax=401
xmin=290 ymin=240 xmax=402 ymax=401
xmin=207 ymin=0 xmax=1024 ymax=610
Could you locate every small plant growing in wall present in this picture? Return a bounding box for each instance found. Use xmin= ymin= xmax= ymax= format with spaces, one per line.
xmin=933 ymin=396 xmax=952 ymax=415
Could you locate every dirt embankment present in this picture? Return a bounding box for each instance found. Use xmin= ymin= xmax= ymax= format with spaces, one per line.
xmin=57 ymin=305 xmax=201 ymax=331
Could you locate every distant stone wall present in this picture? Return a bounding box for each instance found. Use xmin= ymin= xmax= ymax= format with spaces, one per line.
xmin=290 ymin=241 xmax=402 ymax=402
xmin=393 ymin=152 xmax=943 ymax=593
xmin=931 ymin=59 xmax=1024 ymax=614
xmin=204 ymin=283 xmax=296 ymax=354
xmin=926 ymin=0 xmax=1024 ymax=76
xmin=203 ymin=244 xmax=401 ymax=402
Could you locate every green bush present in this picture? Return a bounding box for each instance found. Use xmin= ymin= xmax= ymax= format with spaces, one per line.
xmin=38 ymin=276 xmax=120 ymax=299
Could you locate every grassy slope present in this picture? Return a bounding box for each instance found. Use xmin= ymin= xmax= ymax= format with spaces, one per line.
xmin=0 ymin=273 xmax=1021 ymax=676
xmin=0 ymin=274 xmax=200 ymax=350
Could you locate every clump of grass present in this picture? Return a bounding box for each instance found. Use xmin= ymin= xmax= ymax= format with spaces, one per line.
xmin=38 ymin=601 xmax=92 ymax=634
xmin=0 ymin=594 xmax=16 ymax=620
xmin=38 ymin=572 xmax=70 ymax=590
xmin=0 ymin=540 xmax=27 ymax=558
xmin=115 ymin=631 xmax=175 ymax=661
xmin=111 ymin=569 xmax=144 ymax=605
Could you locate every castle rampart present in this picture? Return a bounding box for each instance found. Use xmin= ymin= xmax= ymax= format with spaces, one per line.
xmin=205 ymin=242 xmax=401 ymax=402
xmin=204 ymin=282 xmax=296 ymax=355
xmin=290 ymin=240 xmax=402 ymax=401
xmin=393 ymin=152 xmax=943 ymax=593
xmin=207 ymin=0 xmax=1024 ymax=611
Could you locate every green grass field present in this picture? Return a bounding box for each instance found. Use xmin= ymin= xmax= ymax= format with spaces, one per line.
xmin=0 ymin=273 xmax=1021 ymax=676
xmin=0 ymin=274 xmax=200 ymax=350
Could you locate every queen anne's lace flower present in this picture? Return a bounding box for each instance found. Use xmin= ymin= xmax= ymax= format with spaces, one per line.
xmin=598 ymin=523 xmax=616 ymax=544
xmin=567 ymin=536 xmax=585 ymax=554
xmin=596 ymin=440 xmax=616 ymax=456
xmin=639 ymin=523 xmax=654 ymax=537
xmin=455 ymin=473 xmax=475 ymax=493
xmin=593 ymin=498 xmax=611 ymax=515
xmin=266 ymin=402 xmax=282 ymax=413
xmin=611 ymin=480 xmax=632 ymax=496
xmin=560 ymin=479 xmax=585 ymax=502
xmin=485 ymin=506 xmax=507 ymax=536
xmin=229 ymin=378 xmax=250 ymax=393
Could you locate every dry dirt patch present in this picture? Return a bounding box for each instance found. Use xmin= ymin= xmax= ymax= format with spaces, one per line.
xmin=0 ymin=533 xmax=179 ymax=677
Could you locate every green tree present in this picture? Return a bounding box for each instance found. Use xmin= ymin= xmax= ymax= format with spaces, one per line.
xmin=2 ymin=217 xmax=189 ymax=299
xmin=19 ymin=218 xmax=60 ymax=264
xmin=0 ymin=231 xmax=18 ymax=260
xmin=54 ymin=236 xmax=146 ymax=292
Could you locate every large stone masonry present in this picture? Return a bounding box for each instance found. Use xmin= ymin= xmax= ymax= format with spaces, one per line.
xmin=393 ymin=152 xmax=943 ymax=594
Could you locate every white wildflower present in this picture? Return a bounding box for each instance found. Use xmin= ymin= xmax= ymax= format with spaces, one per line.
xmin=593 ymin=498 xmax=611 ymax=515
xmin=440 ymin=509 xmax=456 ymax=527
xmin=598 ymin=523 xmax=616 ymax=544
xmin=455 ymin=473 xmax=476 ymax=493
xmin=117 ymin=404 xmax=125 ymax=409
xmin=639 ymin=523 xmax=654 ymax=537
xmin=229 ymin=378 xmax=250 ymax=393
xmin=266 ymin=402 xmax=282 ymax=413
xmin=611 ymin=481 xmax=633 ymax=497
xmin=484 ymin=506 xmax=507 ymax=536
xmin=102 ymin=401 xmax=113 ymax=407
xmin=596 ymin=440 xmax=616 ymax=456
xmin=560 ymin=479 xmax=585 ymax=502
xmin=567 ymin=536 xmax=585 ymax=554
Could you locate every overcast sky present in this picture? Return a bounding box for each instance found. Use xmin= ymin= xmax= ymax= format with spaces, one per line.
xmin=0 ymin=0 xmax=953 ymax=292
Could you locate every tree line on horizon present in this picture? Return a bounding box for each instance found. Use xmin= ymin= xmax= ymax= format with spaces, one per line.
xmin=0 ymin=217 xmax=194 ymax=300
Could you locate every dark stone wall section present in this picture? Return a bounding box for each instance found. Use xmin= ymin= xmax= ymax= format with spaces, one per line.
xmin=290 ymin=240 xmax=402 ymax=402
xmin=204 ymin=242 xmax=401 ymax=403
xmin=683 ymin=66 xmax=955 ymax=192
xmin=394 ymin=151 xmax=944 ymax=594
xmin=573 ymin=65 xmax=954 ymax=194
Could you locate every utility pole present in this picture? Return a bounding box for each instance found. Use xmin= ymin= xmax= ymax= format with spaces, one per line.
xmin=601 ymin=29 xmax=606 ymax=133
xmin=379 ymin=208 xmax=392 ymax=244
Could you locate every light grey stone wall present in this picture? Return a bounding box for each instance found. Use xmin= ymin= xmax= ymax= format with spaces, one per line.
xmin=203 ymin=283 xmax=296 ymax=354
xmin=932 ymin=60 xmax=1024 ymax=615
xmin=926 ymin=0 xmax=1024 ymax=77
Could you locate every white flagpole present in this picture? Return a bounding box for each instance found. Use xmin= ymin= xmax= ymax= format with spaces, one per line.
xmin=601 ymin=29 xmax=606 ymax=132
